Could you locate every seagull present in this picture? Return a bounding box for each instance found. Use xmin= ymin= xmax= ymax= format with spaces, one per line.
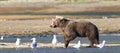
xmin=102 ymin=16 xmax=108 ymax=19
xmin=73 ymin=40 xmax=81 ymax=49
xmin=96 ymin=40 xmax=106 ymax=48
xmin=52 ymin=34 xmax=58 ymax=46
xmin=1 ymin=36 xmax=4 ymax=40
xmin=16 ymin=38 xmax=21 ymax=46
xmin=31 ymin=37 xmax=37 ymax=49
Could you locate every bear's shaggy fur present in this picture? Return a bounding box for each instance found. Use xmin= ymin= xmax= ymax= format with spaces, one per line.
xmin=50 ymin=16 xmax=99 ymax=48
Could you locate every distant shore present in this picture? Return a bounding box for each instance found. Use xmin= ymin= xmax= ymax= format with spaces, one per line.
xmin=0 ymin=1 xmax=120 ymax=14
xmin=0 ymin=1 xmax=120 ymax=36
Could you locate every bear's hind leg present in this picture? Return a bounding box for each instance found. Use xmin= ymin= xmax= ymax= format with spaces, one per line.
xmin=86 ymin=37 xmax=97 ymax=48
xmin=95 ymin=38 xmax=99 ymax=44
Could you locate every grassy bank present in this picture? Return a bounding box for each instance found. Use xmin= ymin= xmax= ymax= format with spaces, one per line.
xmin=0 ymin=2 xmax=120 ymax=14
xmin=56 ymin=0 xmax=120 ymax=2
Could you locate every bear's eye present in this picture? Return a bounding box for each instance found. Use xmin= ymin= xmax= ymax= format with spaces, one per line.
xmin=53 ymin=21 xmax=59 ymax=25
xmin=53 ymin=21 xmax=57 ymax=25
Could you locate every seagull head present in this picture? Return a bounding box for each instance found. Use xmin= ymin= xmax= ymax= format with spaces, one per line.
xmin=53 ymin=34 xmax=57 ymax=38
xmin=17 ymin=38 xmax=21 ymax=41
xmin=102 ymin=40 xmax=106 ymax=44
xmin=78 ymin=40 xmax=81 ymax=44
xmin=31 ymin=37 xmax=36 ymax=42
xmin=103 ymin=40 xmax=106 ymax=42
xmin=1 ymin=36 xmax=4 ymax=40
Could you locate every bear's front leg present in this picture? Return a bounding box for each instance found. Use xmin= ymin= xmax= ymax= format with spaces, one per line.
xmin=62 ymin=29 xmax=77 ymax=48
xmin=62 ymin=30 xmax=69 ymax=48
xmin=63 ymin=35 xmax=77 ymax=48
xmin=64 ymin=40 xmax=70 ymax=48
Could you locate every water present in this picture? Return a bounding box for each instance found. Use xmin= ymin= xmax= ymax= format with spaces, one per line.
xmin=0 ymin=34 xmax=120 ymax=53
xmin=0 ymin=46 xmax=120 ymax=53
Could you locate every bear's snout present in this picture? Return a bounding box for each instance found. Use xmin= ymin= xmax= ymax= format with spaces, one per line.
xmin=50 ymin=25 xmax=57 ymax=28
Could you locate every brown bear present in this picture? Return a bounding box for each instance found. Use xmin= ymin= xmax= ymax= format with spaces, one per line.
xmin=50 ymin=16 xmax=99 ymax=48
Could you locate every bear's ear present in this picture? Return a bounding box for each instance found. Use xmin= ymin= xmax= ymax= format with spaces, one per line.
xmin=56 ymin=16 xmax=64 ymax=19
xmin=60 ymin=18 xmax=69 ymax=23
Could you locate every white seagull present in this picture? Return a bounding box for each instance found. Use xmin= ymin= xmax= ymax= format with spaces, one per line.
xmin=96 ymin=40 xmax=106 ymax=48
xmin=31 ymin=37 xmax=37 ymax=49
xmin=102 ymin=16 xmax=108 ymax=19
xmin=1 ymin=36 xmax=4 ymax=40
xmin=16 ymin=38 xmax=21 ymax=46
xmin=52 ymin=34 xmax=58 ymax=46
xmin=73 ymin=40 xmax=81 ymax=49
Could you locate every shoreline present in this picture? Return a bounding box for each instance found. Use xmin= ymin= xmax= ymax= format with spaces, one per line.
xmin=0 ymin=43 xmax=120 ymax=49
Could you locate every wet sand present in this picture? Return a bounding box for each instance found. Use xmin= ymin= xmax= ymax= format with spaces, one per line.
xmin=0 ymin=42 xmax=120 ymax=48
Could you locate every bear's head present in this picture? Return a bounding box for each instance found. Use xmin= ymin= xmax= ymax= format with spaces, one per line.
xmin=50 ymin=16 xmax=69 ymax=28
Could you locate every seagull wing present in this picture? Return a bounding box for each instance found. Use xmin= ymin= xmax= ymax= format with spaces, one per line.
xmin=96 ymin=40 xmax=106 ymax=48
xmin=16 ymin=40 xmax=20 ymax=45
xmin=31 ymin=42 xmax=37 ymax=49
xmin=73 ymin=41 xmax=81 ymax=49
